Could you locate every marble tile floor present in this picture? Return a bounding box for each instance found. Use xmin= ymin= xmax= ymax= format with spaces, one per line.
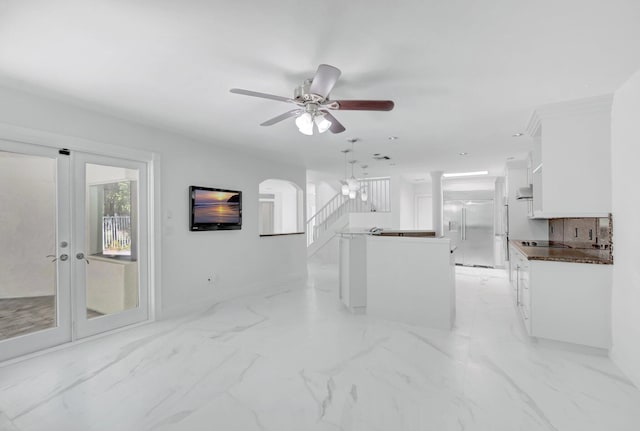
xmin=0 ymin=264 xmax=639 ymax=431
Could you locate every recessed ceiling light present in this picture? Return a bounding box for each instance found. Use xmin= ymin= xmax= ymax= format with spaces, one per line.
xmin=347 ymin=138 xmax=360 ymax=143
xmin=459 ymin=152 xmax=468 ymax=156
xmin=373 ymin=153 xmax=381 ymax=156
xmin=388 ymin=136 xmax=399 ymax=140
xmin=443 ymin=170 xmax=489 ymax=178
xmin=512 ymin=133 xmax=524 ymax=137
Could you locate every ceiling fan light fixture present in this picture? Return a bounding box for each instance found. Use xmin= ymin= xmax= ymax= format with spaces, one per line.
xmin=230 ymin=64 xmax=395 ymax=135
xmin=295 ymin=112 xmax=314 ymax=135
xmin=314 ymin=114 xmax=332 ymax=133
xmin=298 ymin=125 xmax=313 ymax=135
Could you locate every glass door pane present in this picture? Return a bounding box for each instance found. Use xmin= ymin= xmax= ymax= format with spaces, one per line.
xmin=0 ymin=141 xmax=71 ymax=362
xmin=74 ymin=154 xmax=148 ymax=339
xmin=85 ymin=164 xmax=139 ymax=319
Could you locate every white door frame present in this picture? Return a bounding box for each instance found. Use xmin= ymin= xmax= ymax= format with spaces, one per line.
xmin=0 ymin=139 xmax=72 ymax=361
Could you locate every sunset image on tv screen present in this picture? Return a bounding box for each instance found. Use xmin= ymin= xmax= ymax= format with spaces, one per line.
xmin=193 ymin=189 xmax=240 ymax=224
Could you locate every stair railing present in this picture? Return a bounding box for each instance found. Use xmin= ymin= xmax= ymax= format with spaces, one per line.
xmin=306 ymin=177 xmax=391 ymax=247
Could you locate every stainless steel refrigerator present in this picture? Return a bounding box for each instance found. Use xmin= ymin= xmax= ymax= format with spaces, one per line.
xmin=443 ymin=197 xmax=494 ymax=267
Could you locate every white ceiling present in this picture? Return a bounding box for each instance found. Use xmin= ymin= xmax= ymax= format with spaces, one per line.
xmin=1 ymin=0 xmax=639 ymax=181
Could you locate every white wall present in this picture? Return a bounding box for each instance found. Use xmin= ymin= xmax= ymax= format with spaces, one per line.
xmin=610 ymin=69 xmax=640 ymax=388
xmin=306 ymin=169 xmax=340 ymax=215
xmin=413 ymin=182 xmax=433 ymax=230
xmin=443 ymin=177 xmax=496 ymax=192
xmin=348 ymin=212 xmax=393 ymax=229
xmin=414 ymin=194 xmax=433 ymax=230
xmin=316 ymin=181 xmax=339 ymax=212
xmin=0 ymin=85 xmax=307 ymax=318
xmin=0 ymin=152 xmax=56 ymax=298
xmin=305 ymin=182 xmax=316 ymax=222
xmin=392 ymin=175 xmax=415 ymax=229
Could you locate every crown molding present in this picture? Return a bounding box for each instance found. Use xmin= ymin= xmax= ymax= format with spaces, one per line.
xmin=525 ymin=94 xmax=613 ymax=137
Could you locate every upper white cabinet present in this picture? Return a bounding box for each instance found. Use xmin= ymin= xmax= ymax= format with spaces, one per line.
xmin=526 ymin=95 xmax=612 ymax=218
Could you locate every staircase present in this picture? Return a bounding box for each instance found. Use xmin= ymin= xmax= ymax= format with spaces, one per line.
xmin=306 ymin=177 xmax=391 ymax=257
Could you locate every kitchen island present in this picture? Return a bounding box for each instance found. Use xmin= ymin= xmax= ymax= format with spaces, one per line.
xmin=339 ymin=230 xmax=455 ymax=330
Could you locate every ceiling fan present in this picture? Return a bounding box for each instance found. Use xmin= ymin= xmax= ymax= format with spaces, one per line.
xmin=230 ymin=64 xmax=394 ymax=135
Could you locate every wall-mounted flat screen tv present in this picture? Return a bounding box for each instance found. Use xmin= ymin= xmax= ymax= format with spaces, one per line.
xmin=190 ymin=186 xmax=242 ymax=231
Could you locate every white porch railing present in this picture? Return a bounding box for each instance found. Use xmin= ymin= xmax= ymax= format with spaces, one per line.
xmin=306 ymin=177 xmax=391 ymax=247
xmin=102 ymin=215 xmax=131 ymax=253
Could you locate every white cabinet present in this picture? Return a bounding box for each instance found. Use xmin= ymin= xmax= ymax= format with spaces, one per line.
xmin=508 ymin=245 xmax=612 ymax=349
xmin=530 ymin=260 xmax=611 ymax=349
xmin=509 ymin=245 xmax=531 ymax=334
xmin=525 ymin=95 xmax=612 ymax=218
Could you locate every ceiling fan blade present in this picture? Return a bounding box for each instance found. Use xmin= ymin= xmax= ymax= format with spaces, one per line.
xmin=230 ymin=88 xmax=293 ymax=103
xmin=326 ymin=100 xmax=395 ymax=111
xmin=309 ymin=64 xmax=342 ymax=100
xmin=320 ymin=110 xmax=346 ymax=134
xmin=260 ymin=109 xmax=303 ymax=126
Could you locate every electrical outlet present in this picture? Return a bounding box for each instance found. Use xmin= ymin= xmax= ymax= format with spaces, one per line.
xmin=207 ymin=274 xmax=215 ymax=285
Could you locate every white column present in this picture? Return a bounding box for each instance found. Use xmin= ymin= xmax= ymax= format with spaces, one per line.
xmin=431 ymin=171 xmax=443 ymax=237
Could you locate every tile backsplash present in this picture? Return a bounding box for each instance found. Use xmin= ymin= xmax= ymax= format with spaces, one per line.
xmin=549 ymin=215 xmax=612 ymax=250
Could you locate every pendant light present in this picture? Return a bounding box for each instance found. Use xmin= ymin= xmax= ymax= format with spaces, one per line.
xmin=360 ymin=164 xmax=369 ymax=202
xmin=347 ymin=159 xmax=359 ymax=199
xmin=340 ymin=149 xmax=351 ymax=196
xmin=346 ymin=138 xmax=361 ymax=199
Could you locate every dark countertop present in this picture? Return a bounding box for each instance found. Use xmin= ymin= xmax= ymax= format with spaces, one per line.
xmin=377 ymin=230 xmax=436 ymax=237
xmin=510 ymin=240 xmax=613 ymax=265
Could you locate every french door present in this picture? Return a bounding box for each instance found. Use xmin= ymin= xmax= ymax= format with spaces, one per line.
xmin=0 ymin=140 xmax=149 ymax=362
xmin=72 ymin=152 xmax=149 ymax=339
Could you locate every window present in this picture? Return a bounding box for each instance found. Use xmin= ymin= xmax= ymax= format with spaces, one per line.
xmin=87 ymin=164 xmax=138 ymax=261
